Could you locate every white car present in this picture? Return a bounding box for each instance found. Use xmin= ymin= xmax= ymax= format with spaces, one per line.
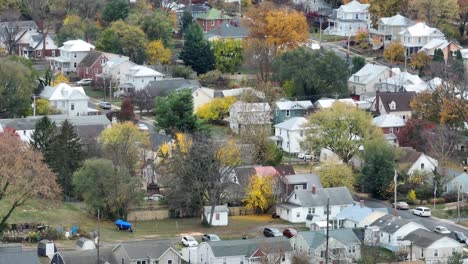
xmin=144 ymin=194 xmax=164 ymax=201
xmin=298 ymin=153 xmax=312 ymax=160
xmin=77 ymin=78 xmax=93 ymax=86
xmin=137 ymin=124 xmax=149 ymax=131
xmin=434 ymin=226 xmax=451 ymax=234
xmin=181 ymin=236 xmax=198 ymax=247
xmin=99 ymin=101 xmax=112 ymax=110
xmin=412 ymin=206 xmax=431 ymax=217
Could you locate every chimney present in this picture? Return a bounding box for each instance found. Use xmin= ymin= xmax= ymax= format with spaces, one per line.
xmin=221 ymin=9 xmax=224 ymax=18
xmin=360 ymin=199 xmax=364 ymax=208
xmin=311 ymin=184 xmax=316 ymax=194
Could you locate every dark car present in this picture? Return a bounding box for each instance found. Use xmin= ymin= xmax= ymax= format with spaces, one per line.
xmin=263 ymin=227 xmax=282 ymax=237
xmin=201 ymin=234 xmax=221 ymax=242
xmin=283 ymin=228 xmax=297 ymax=238
xmin=454 ymin=231 xmax=467 ymax=243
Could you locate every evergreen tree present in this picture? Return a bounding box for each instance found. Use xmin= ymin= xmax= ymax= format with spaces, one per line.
xmin=31 ymin=116 xmax=57 ymax=150
xmin=44 ymin=120 xmax=84 ymax=196
xmin=433 ymin=49 xmax=444 ymax=62
xmin=181 ymin=11 xmax=193 ymax=34
xmin=180 ymin=22 xmax=215 ymax=74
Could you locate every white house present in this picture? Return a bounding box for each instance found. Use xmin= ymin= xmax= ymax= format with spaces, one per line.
xmin=314 ymin=98 xmax=357 ymax=109
xmin=273 ymin=117 xmax=308 ymax=154
xmin=202 ymin=205 xmax=229 ymax=226
xmin=125 ymin=65 xmax=165 ymax=91
xmin=368 ymin=214 xmax=428 ymax=251
xmin=276 ymin=186 xmax=354 ymax=223
xmin=372 ymin=14 xmax=415 ymax=47
xmin=50 ymin=39 xmax=95 ymax=73
xmin=196 ymin=237 xmax=293 ymax=264
xmin=398 ymin=22 xmax=445 ymax=55
xmin=291 ymin=0 xmax=330 ymax=12
xmin=348 ymin=64 xmax=393 ymax=96
xmin=372 ymin=114 xmax=406 ymax=146
xmin=39 ymin=83 xmax=90 ymax=116
xmin=291 ymin=229 xmax=361 ymax=263
xmin=227 ymin=101 xmax=271 ymax=134
xmin=102 ymin=55 xmax=136 ymax=85
xmin=335 ymin=204 xmax=388 ymax=228
xmin=378 ymin=72 xmax=428 ymax=93
xmin=444 ymin=173 xmax=468 ymax=193
xmin=398 ymin=147 xmax=438 ymax=175
xmin=403 ymin=229 xmax=463 ymax=263
xmin=326 ymin=0 xmax=370 ymax=36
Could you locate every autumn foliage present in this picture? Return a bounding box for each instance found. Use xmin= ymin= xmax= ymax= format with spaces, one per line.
xmin=196 ymin=96 xmax=237 ymax=123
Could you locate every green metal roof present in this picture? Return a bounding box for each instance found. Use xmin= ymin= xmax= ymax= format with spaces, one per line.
xmin=198 ymin=8 xmax=232 ymax=20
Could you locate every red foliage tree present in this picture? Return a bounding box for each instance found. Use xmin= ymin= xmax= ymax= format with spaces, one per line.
xmin=118 ymin=98 xmax=136 ymax=122
xmin=397 ymin=119 xmax=435 ymax=152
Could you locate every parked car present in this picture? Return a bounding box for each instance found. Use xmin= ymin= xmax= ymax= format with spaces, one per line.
xmin=297 ymin=153 xmax=312 ymax=160
xmin=263 ymin=227 xmax=282 ymax=237
xmin=453 ymin=231 xmax=467 ymax=243
xmin=434 ymin=226 xmax=451 ymax=234
xmin=144 ymin=194 xmax=164 ymax=201
xmin=392 ymin=201 xmax=409 ymax=210
xmin=181 ymin=236 xmax=198 ymax=247
xmin=271 ymin=212 xmax=280 ymax=219
xmin=77 ymin=79 xmax=93 ymax=86
xmin=283 ymin=228 xmax=297 ymax=238
xmin=99 ymin=101 xmax=112 ymax=110
xmin=137 ymin=123 xmax=149 ymax=131
xmin=412 ymin=206 xmax=431 ymax=217
xmin=202 ymin=234 xmax=221 ymax=242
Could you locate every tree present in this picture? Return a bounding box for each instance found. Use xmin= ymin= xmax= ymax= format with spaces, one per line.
xmin=0 ymin=131 xmax=60 ymax=232
xmin=396 ymin=119 xmax=434 ymax=152
xmin=196 ymin=96 xmax=237 ymax=122
xmin=351 ymin=56 xmax=366 ymax=74
xmin=0 ymin=12 xmax=25 ymax=54
xmin=31 ymin=116 xmax=57 ymax=150
xmin=318 ymin=162 xmax=355 ymax=189
xmin=303 ymin=102 xmax=382 ymax=163
xmin=52 ymin=72 xmax=70 ymax=86
xmin=424 ymin=125 xmax=459 ymax=176
xmin=360 ymin=139 xmax=396 ymax=199
xmin=407 ymin=189 xmax=417 ymax=203
xmin=154 ymin=89 xmax=198 ymax=135
xmin=34 ymin=98 xmax=60 ymax=115
xmin=0 ymin=57 xmax=36 ymax=118
xmin=102 ymin=0 xmax=129 ymax=23
xmin=56 ymin=15 xmax=85 ymax=46
xmin=409 ymin=0 xmax=460 ymax=28
xmin=140 ymin=10 xmax=174 ymax=47
xmin=355 ymin=29 xmax=368 ymax=45
xmin=171 ymin=65 xmax=194 ymax=79
xmin=99 ymin=122 xmax=149 ymax=176
xmin=448 ymin=252 xmax=463 ymax=264
xmin=409 ymin=52 xmax=431 ymax=72
xmin=433 ymin=48 xmax=444 ymax=61
xmin=118 ymin=98 xmax=135 ymax=122
xmin=146 ymin=40 xmax=171 ymax=65
xmin=369 ymin=0 xmax=401 ymax=26
xmin=212 ymin=39 xmax=243 ymax=73
xmin=243 ymin=174 xmax=275 ymax=214
xmin=132 ymin=90 xmax=154 ymax=114
xmin=73 ymin=158 xmax=141 ymax=219
xmin=383 ymin=42 xmax=405 ymax=66
xmin=180 ymin=11 xmax=193 ymax=34
xmin=44 ymin=120 xmax=84 ymax=196
xmin=179 ymin=22 xmax=215 ymax=74
xmin=272 ymin=48 xmax=349 ymax=97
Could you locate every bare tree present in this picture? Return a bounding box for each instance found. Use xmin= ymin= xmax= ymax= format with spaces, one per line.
xmin=0 ymin=9 xmax=25 ymax=55
xmin=131 ymin=90 xmax=154 ymax=115
xmin=424 ymin=125 xmax=460 ymax=177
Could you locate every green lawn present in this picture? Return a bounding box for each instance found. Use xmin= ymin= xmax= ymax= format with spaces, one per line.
xmin=84 ymin=87 xmax=122 ymax=106
xmin=310 ymin=33 xmax=350 ymax=42
xmin=430 ymin=204 xmax=468 ymax=219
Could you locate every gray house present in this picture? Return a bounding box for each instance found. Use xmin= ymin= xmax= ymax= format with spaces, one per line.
xmin=273 ymin=99 xmax=313 ymax=125
xmin=145 ymin=78 xmax=200 ymax=99
xmin=0 ymin=244 xmax=40 ymax=264
xmin=112 ymin=240 xmax=181 ymax=264
xmin=280 ymin=173 xmax=323 ymax=196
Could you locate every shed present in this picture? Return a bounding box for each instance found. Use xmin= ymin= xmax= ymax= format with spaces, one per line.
xmin=38 ymin=239 xmax=56 ymax=257
xmin=202 ymin=205 xmax=229 ymax=226
xmin=76 ymin=237 xmax=96 ymax=250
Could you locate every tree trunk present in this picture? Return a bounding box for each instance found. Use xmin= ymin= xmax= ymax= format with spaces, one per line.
xmin=208 ymin=203 xmax=216 ymax=226
xmin=0 ymin=201 xmax=19 ymax=232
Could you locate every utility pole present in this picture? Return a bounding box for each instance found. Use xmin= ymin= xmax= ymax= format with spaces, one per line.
xmin=394 ymin=170 xmax=398 ymax=217
xmin=458 ymin=184 xmax=461 ymax=223
xmin=97 ymin=209 xmax=100 ymax=264
xmin=433 ymin=184 xmax=437 ymax=210
xmin=33 ymin=95 xmax=36 ymax=116
xmin=325 ymin=198 xmax=330 ymax=264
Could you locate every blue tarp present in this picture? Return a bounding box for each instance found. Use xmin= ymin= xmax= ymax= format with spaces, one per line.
xmin=115 ymin=219 xmax=132 ymax=230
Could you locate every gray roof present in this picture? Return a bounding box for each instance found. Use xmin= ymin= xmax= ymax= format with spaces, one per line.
xmin=204 ymin=205 xmax=229 ymax=213
xmin=336 ymin=204 xmax=388 ymax=223
xmin=78 ymin=50 xmax=103 ymax=68
xmin=205 ymin=22 xmax=248 ymax=39
xmin=145 ymin=78 xmax=200 ymax=98
xmin=0 ymin=20 xmax=38 ymax=30
xmin=403 ymin=228 xmax=444 ymax=248
xmin=116 ymin=239 xmax=177 ymax=260
xmin=288 ymin=187 xmax=354 ymax=207
xmin=370 ymin=214 xmax=416 ymax=234
xmin=54 ymin=248 xmax=113 ymax=264
xmin=207 ymin=237 xmax=292 ymax=257
xmin=0 ymin=244 xmax=40 ymax=264
xmin=76 ymin=237 xmax=92 ymax=248
xmin=299 ymin=229 xmax=361 ymax=249
xmin=282 ymin=173 xmax=323 ymax=188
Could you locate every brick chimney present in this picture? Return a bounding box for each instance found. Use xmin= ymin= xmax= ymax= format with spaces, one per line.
xmin=311 ymin=184 xmax=316 ymax=194
xmin=360 ymin=199 xmax=364 ymax=208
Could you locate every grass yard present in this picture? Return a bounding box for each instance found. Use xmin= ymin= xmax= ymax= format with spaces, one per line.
xmin=310 ymin=33 xmax=349 ymax=42
xmin=431 ymin=204 xmax=468 ymax=220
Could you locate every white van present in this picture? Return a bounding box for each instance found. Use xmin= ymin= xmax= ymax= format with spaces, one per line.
xmin=412 ymin=206 xmax=431 ymax=217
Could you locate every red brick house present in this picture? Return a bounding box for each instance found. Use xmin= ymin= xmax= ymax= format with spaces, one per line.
xmin=77 ymin=50 xmax=108 ymax=80
xmin=372 ymin=114 xmax=405 ymax=146
xmin=196 ymin=8 xmax=232 ymax=32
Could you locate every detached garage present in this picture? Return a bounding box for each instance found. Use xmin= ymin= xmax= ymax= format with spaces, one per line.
xmin=202 ymin=205 xmax=229 ymax=226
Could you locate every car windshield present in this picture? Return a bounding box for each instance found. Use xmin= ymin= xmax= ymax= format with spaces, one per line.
xmin=209 ymin=235 xmax=220 ymax=240
xmin=187 ymin=237 xmax=195 ymax=241
xmin=271 ymin=228 xmax=281 ymax=233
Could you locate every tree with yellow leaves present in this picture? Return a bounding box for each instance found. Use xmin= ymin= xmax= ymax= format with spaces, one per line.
xmin=243 ymin=174 xmax=275 ymax=214
xmin=196 ymin=96 xmax=237 ymax=123
xmin=51 ymin=73 xmax=69 ymax=86
xmin=409 ymin=52 xmax=431 ymax=72
xmin=146 ymin=40 xmax=172 ymax=65
xmin=383 ymin=42 xmax=405 ymax=67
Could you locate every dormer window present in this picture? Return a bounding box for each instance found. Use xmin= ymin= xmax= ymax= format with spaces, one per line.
xmin=389 ymin=101 xmax=396 ymax=110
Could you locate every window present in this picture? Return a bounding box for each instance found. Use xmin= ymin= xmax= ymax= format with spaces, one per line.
xmin=215 ymin=213 xmax=220 ymax=220
xmin=85 ymin=67 xmax=89 ymax=74
xmin=122 ymin=259 xmax=124 ymax=264
xmin=389 ymin=127 xmax=393 ymax=133
xmin=101 ymin=58 xmax=106 ymax=65
xmin=312 ymin=208 xmax=315 ymax=213
xmin=74 ymin=62 xmax=77 ymax=68
xmin=167 ymin=261 xmax=173 ymax=264
xmin=421 ymin=163 xmax=425 ymax=169
xmin=294 ymin=194 xmax=297 ymax=199
xmin=348 ymin=245 xmax=356 ymax=253
xmin=396 ymin=127 xmax=400 ymax=133
xmin=223 ymin=258 xmax=227 ymax=264
xmin=137 ymin=261 xmax=146 ymax=264
xmin=211 ymin=20 xmax=215 ymax=26
xmin=308 ymin=208 xmax=311 ymax=213
xmin=286 ymin=110 xmax=290 ymax=117
xmin=389 ymin=101 xmax=396 ymax=110
xmin=324 ymin=207 xmax=329 ymax=215
xmin=94 ymin=68 xmax=99 ymax=74
xmin=276 ymin=109 xmax=279 ymax=116
xmin=452 ymin=248 xmax=456 ymax=255
xmin=434 ymin=249 xmax=438 ymax=257
xmin=418 ymin=37 xmax=421 ymax=43
xmin=421 ymin=249 xmax=424 ymax=257
xmin=281 ymin=255 xmax=285 ymax=262
xmin=37 ymin=50 xmax=41 ymax=57
xmin=300 ymin=130 xmax=304 ymax=137
xmin=355 ymin=14 xmax=358 ymax=19
xmin=320 ymin=251 xmax=325 ymax=258
xmin=154 ymin=261 xmax=159 ymax=264
xmin=71 ymin=104 xmax=75 ymax=110
xmin=52 ymin=50 xmax=56 ymax=56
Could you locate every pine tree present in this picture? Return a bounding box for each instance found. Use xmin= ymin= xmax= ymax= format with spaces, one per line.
xmin=31 ymin=116 xmax=57 ymax=150
xmin=44 ymin=120 xmax=84 ymax=196
xmin=433 ymin=49 xmax=444 ymax=62
xmin=180 ymin=22 xmax=215 ymax=74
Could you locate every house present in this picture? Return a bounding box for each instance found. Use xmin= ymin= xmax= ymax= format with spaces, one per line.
xmin=368 ymin=214 xmax=428 ymax=251
xmin=402 ymin=229 xmax=463 ymax=263
xmin=375 ymin=91 xmax=416 ymax=120
xmin=280 ymin=173 xmax=323 ymax=196
xmin=377 ymin=72 xmax=428 ymax=93
xmin=22 ymin=32 xmax=59 ymax=58
xmin=76 ymin=50 xmax=109 ymax=81
xmin=348 ymin=64 xmax=393 ymax=97
xmin=192 ymin=87 xmax=260 ymax=113
xmin=314 ymin=98 xmax=357 ymax=109
xmin=293 ymin=0 xmax=330 ymax=13
xmin=325 ymin=0 xmax=370 ymax=36
xmin=39 ymin=83 xmax=90 ymax=116
xmin=273 ymin=99 xmax=313 ymax=125
xmin=102 ymin=55 xmax=136 ymax=85
xmin=276 ymin=186 xmax=354 ymax=223
xmin=197 ymin=237 xmax=293 ymax=264
xmin=397 ymin=147 xmax=438 ymax=176
xmin=227 ymin=101 xmax=271 ymax=134
xmin=112 ymin=240 xmax=181 ymax=264
xmin=444 ymin=173 xmax=468 ymax=193
xmin=125 ymin=65 xmax=165 ymax=91
xmin=398 ymin=22 xmax=445 ymax=55
xmin=372 ymin=114 xmax=405 ymax=146
xmin=462 ymin=49 xmax=468 ymax=81
xmin=0 ymin=20 xmax=38 ymax=55
xmin=290 ymin=229 xmax=361 ymax=263
xmin=202 ymin=205 xmax=229 ymax=226
xmin=50 ymin=39 xmax=95 ymax=73
xmin=176 ymin=3 xmax=210 ymax=28
xmin=0 ymin=244 xmax=40 ymax=264
xmin=196 ymin=8 xmax=233 ymax=32
xmin=418 ymin=39 xmax=462 ymax=63
xmin=50 ymin=248 xmax=113 ymax=264
xmin=335 ymin=203 xmax=388 ymax=228
xmin=371 ymin=14 xmax=415 ymax=47
xmin=273 ymin=117 xmax=309 ymax=154
xmin=205 ymin=22 xmax=248 ymax=41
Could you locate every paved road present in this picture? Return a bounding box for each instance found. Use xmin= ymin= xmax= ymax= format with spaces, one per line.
xmin=362 ymin=197 xmax=468 ymax=242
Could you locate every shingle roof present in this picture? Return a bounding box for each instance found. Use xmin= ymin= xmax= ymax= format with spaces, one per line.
xmin=78 ymin=50 xmax=104 ymax=68
xmin=145 ymin=79 xmax=200 ymax=97
xmin=370 ymin=214 xmax=425 ymax=234
xmin=205 ymin=23 xmax=247 ymax=39
xmin=197 ymin=8 xmax=232 ymax=20
xmin=204 ymin=205 xmax=229 ymax=213
xmin=379 ymin=14 xmax=414 ymax=27
xmin=340 ymin=0 xmax=369 ymax=13
xmin=403 ymin=228 xmax=444 ymax=248
xmin=299 ymin=229 xmax=361 ymax=249
xmin=274 ymin=117 xmax=308 ymax=131
xmin=348 ymin=64 xmax=390 ymax=85
xmin=129 ymin=65 xmax=164 ymax=77
xmin=60 ymin=39 xmax=95 ymax=52
xmin=372 ymin=114 xmax=405 ymax=128
xmin=0 ymin=244 xmax=40 ymax=264
xmin=40 ymin=83 xmax=88 ymax=101
xmin=336 ymin=205 xmax=388 ymax=224
xmin=397 ymin=147 xmax=423 ymax=165
xmin=377 ymin=92 xmax=416 ymax=113
xmin=116 ymin=240 xmax=177 ymax=260
xmin=54 ymin=248 xmax=113 ymax=264
xmin=275 ymin=100 xmax=313 ymax=110
xmin=399 ymin=22 xmax=444 ymax=37
xmin=207 ymin=237 xmax=292 ymax=257
xmin=288 ymin=187 xmax=354 ymax=207
xmin=282 ymin=173 xmax=322 ymax=188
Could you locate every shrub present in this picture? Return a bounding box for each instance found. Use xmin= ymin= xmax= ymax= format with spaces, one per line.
xmin=407 ymin=190 xmax=417 ymax=204
xmin=198 ymin=70 xmax=225 ymax=87
xmin=171 ymin=65 xmax=194 ymax=79
xmin=442 ymin=191 xmax=459 ymax=203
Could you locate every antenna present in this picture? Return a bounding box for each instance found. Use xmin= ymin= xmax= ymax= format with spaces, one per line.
xmin=325 ymin=197 xmax=330 ymax=264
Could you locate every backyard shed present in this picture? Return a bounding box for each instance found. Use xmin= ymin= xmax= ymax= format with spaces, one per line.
xmin=76 ymin=237 xmax=96 ymax=250
xmin=202 ymin=205 xmax=229 ymax=226
xmin=37 ymin=239 xmax=56 ymax=257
